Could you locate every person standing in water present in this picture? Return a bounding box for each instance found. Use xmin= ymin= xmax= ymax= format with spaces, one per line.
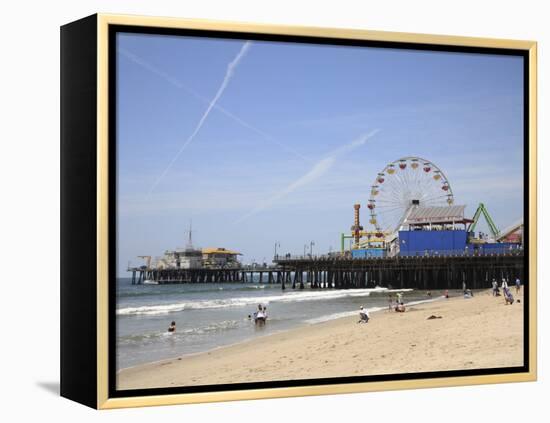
xmin=168 ymin=321 xmax=176 ymax=333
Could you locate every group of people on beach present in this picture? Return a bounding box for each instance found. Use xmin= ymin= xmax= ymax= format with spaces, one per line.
xmin=165 ymin=278 xmax=523 ymax=335
xmin=166 ymin=304 xmax=270 ymax=335
xmin=248 ymin=304 xmax=268 ymax=325
xmin=387 ymin=292 xmax=406 ymax=313
xmin=492 ymin=277 xmax=521 ymax=305
xmin=359 ymin=291 xmax=409 ymax=324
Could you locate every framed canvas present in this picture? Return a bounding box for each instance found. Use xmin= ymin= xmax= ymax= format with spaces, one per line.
xmin=60 ymin=13 xmax=537 ymax=409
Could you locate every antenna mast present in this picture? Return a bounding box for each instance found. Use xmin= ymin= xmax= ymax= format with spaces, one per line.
xmin=186 ymin=219 xmax=193 ymax=249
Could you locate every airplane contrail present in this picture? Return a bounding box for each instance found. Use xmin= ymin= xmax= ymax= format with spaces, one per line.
xmin=235 ymin=130 xmax=380 ymax=223
xmin=119 ymin=47 xmax=309 ymax=162
xmin=148 ymin=41 xmax=252 ymax=194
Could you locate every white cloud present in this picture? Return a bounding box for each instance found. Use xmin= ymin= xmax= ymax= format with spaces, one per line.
xmin=235 ymin=130 xmax=379 ymax=223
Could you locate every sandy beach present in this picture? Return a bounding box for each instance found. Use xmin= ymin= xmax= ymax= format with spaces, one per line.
xmin=117 ymin=290 xmax=524 ymax=390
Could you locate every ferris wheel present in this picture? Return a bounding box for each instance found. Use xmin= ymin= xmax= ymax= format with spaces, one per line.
xmin=368 ymin=157 xmax=454 ymax=234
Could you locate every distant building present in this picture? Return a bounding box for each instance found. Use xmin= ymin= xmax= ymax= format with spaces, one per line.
xmin=398 ymin=205 xmax=472 ymax=256
xmin=403 ymin=205 xmax=471 ymax=230
xmin=156 ymin=247 xmax=203 ymax=269
xmin=202 ymin=247 xmax=242 ymax=269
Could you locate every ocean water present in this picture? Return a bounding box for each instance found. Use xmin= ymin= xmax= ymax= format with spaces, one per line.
xmin=116 ymin=277 xmax=450 ymax=370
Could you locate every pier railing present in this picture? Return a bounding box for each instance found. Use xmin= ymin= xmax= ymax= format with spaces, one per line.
xmin=274 ymin=247 xmax=523 ymax=262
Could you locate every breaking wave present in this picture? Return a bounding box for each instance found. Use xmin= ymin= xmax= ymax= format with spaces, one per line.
xmin=116 ymin=287 xmax=403 ymax=316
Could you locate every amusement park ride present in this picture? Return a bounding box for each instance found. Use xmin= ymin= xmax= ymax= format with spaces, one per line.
xmin=342 ymin=156 xmax=523 ymax=256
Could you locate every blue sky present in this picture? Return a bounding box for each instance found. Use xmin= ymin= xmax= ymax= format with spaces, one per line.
xmin=116 ymin=33 xmax=524 ymax=274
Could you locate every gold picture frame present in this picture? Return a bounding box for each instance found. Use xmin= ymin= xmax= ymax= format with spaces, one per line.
xmin=61 ymin=13 xmax=537 ymax=409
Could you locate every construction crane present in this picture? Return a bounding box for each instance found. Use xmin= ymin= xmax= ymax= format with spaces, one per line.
xmin=467 ymin=203 xmax=500 ymax=239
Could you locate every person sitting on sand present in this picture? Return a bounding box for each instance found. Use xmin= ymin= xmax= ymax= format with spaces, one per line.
xmin=504 ymin=287 xmax=515 ymax=305
xmin=358 ymin=306 xmax=370 ymax=323
xmin=395 ymin=302 xmax=405 ymax=312
xmin=168 ymin=321 xmax=176 ymax=333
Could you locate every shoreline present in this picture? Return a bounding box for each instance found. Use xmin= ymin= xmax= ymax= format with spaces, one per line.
xmin=117 ymin=290 xmax=523 ymax=390
xmin=118 ymin=295 xmax=444 ymax=372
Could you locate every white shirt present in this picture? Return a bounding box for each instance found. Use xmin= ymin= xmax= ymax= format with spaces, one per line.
xmin=501 ymin=280 xmax=508 ymax=289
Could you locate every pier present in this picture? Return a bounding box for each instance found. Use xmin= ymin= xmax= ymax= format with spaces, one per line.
xmin=129 ymin=266 xmax=284 ymax=285
xmin=129 ymin=249 xmax=524 ymax=290
xmin=274 ymin=250 xmax=524 ymax=290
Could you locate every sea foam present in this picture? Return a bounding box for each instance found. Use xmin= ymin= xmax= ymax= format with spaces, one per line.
xmin=116 ymin=287 xmax=400 ymax=316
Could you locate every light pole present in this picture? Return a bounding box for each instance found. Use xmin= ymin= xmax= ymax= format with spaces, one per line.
xmin=310 ymin=241 xmax=315 ymax=257
xmin=303 ymin=244 xmax=307 ymax=257
xmin=274 ymin=241 xmax=280 ymax=259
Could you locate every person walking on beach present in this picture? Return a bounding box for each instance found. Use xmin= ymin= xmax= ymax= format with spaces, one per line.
xmin=388 ymin=294 xmax=393 ymax=311
xmin=396 ymin=292 xmax=403 ymax=304
xmin=501 ymin=278 xmax=508 ymax=291
xmin=492 ymin=279 xmax=498 ymax=296
xmin=515 ymin=277 xmax=521 ymax=294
